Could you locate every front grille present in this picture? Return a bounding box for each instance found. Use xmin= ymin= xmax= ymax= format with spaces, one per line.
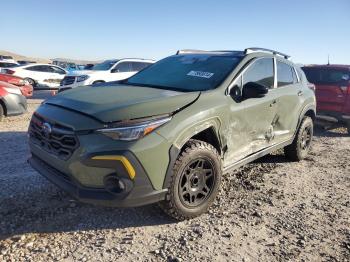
xmin=32 ymin=154 xmax=72 ymax=183
xmin=29 ymin=114 xmax=79 ymax=160
xmin=60 ymin=76 xmax=76 ymax=86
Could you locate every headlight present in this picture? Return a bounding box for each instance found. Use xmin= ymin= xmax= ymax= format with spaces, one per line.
xmin=97 ymin=116 xmax=171 ymax=141
xmin=76 ymin=75 xmax=89 ymax=82
xmin=4 ymin=87 xmax=22 ymax=95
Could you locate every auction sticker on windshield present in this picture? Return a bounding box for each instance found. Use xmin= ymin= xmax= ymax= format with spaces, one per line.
xmin=187 ymin=71 xmax=214 ymax=79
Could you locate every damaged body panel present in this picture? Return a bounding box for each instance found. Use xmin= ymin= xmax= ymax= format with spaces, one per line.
xmin=28 ymin=49 xmax=316 ymax=218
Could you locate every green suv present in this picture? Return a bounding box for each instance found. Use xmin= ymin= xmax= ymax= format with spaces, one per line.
xmin=28 ymin=48 xmax=316 ymax=220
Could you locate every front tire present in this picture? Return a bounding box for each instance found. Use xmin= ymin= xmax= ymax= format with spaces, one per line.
xmin=159 ymin=139 xmax=222 ymax=220
xmin=284 ymin=116 xmax=313 ymax=161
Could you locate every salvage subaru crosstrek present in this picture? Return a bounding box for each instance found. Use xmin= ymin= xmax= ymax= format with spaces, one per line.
xmin=28 ymin=48 xmax=316 ymax=220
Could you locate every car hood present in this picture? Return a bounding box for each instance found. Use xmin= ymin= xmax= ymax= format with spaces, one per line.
xmin=45 ymin=84 xmax=200 ymax=123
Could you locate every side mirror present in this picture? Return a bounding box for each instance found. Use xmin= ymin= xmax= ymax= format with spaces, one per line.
xmin=111 ymin=68 xmax=119 ymax=73
xmin=229 ymin=85 xmax=242 ymax=102
xmin=242 ymin=82 xmax=269 ymax=99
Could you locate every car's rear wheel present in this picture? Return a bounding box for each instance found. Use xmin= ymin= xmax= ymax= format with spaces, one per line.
xmin=25 ymin=78 xmax=36 ymax=87
xmin=159 ymin=139 xmax=222 ymax=220
xmin=92 ymin=80 xmax=105 ymax=85
xmin=284 ymin=116 xmax=313 ymax=161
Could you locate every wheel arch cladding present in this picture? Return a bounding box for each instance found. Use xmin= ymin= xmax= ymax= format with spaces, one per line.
xmin=187 ymin=127 xmax=221 ymax=155
xmin=304 ymin=109 xmax=316 ymax=122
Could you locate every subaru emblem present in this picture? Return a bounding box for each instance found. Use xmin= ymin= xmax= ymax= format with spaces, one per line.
xmin=42 ymin=122 xmax=52 ymax=137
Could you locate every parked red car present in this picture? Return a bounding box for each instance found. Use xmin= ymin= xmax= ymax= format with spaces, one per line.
xmin=0 ymin=81 xmax=27 ymax=121
xmin=0 ymin=73 xmax=33 ymax=97
xmin=302 ymin=65 xmax=350 ymax=134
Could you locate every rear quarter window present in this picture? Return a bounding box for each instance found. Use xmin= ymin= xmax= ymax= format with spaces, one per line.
xmin=277 ymin=61 xmax=294 ymax=87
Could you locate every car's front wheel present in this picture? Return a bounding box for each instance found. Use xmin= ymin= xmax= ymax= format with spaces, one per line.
xmin=159 ymin=139 xmax=222 ymax=220
xmin=284 ymin=116 xmax=313 ymax=161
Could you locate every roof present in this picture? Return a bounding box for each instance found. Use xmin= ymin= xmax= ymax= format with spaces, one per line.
xmin=303 ymin=64 xmax=350 ymax=70
xmin=176 ymin=47 xmax=290 ymax=59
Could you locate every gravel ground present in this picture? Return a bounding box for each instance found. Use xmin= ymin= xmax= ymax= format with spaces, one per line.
xmin=0 ymin=91 xmax=349 ymax=262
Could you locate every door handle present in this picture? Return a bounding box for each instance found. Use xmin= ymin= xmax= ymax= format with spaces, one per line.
xmin=297 ymin=91 xmax=303 ymax=96
xmin=270 ymin=100 xmax=277 ymax=107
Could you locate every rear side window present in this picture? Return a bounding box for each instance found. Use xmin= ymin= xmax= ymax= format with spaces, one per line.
xmin=114 ymin=62 xmax=132 ymax=72
xmin=25 ymin=65 xmax=48 ymax=72
xmin=131 ymin=62 xmax=152 ymax=71
xmin=277 ymin=61 xmax=294 ymax=87
xmin=243 ymin=58 xmax=274 ymax=88
xmin=302 ymin=67 xmax=350 ymax=85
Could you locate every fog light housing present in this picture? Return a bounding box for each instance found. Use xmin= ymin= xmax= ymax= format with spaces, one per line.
xmin=104 ymin=176 xmax=126 ymax=194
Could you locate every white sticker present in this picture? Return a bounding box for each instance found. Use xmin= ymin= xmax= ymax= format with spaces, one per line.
xmin=187 ymin=70 xmax=214 ymax=79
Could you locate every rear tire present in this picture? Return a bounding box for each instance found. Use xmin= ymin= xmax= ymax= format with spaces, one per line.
xmin=92 ymin=80 xmax=105 ymax=85
xmin=159 ymin=139 xmax=222 ymax=220
xmin=25 ymin=78 xmax=36 ymax=87
xmin=284 ymin=116 xmax=313 ymax=161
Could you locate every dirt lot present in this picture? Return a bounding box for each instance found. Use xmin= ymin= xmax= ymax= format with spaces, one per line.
xmin=0 ymin=92 xmax=349 ymax=262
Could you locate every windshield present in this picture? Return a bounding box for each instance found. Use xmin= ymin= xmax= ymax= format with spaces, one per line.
xmin=302 ymin=67 xmax=350 ymax=85
xmin=126 ymin=55 xmax=242 ymax=92
xmin=92 ymin=60 xmax=118 ymax=71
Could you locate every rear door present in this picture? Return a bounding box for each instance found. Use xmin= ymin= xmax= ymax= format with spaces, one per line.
xmin=271 ymin=60 xmax=303 ymax=143
xmin=302 ymin=67 xmax=350 ymax=113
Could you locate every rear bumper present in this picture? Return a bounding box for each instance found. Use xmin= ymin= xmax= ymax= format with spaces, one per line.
xmin=2 ymin=93 xmax=27 ymax=116
xmin=317 ymin=111 xmax=350 ymax=123
xmin=28 ymin=152 xmax=167 ymax=207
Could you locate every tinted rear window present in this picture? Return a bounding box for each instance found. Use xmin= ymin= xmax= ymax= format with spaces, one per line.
xmin=127 ymin=55 xmax=242 ymax=92
xmin=302 ymin=67 xmax=350 ymax=85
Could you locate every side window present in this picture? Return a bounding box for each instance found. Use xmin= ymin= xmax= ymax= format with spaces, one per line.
xmin=25 ymin=66 xmax=40 ymax=71
xmin=131 ymin=62 xmax=151 ymax=71
xmin=243 ymin=58 xmax=274 ymax=88
xmin=113 ymin=62 xmax=132 ymax=72
xmin=277 ymin=61 xmax=294 ymax=87
xmin=51 ymin=66 xmax=66 ymax=74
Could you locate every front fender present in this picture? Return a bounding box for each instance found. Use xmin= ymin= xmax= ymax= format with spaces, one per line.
xmin=172 ymin=117 xmax=222 ymax=149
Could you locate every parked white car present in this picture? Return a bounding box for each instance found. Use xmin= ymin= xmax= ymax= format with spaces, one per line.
xmin=10 ymin=64 xmax=67 ymax=88
xmin=0 ymin=55 xmax=16 ymax=63
xmin=59 ymin=58 xmax=155 ymax=90
xmin=0 ymin=61 xmax=20 ymax=73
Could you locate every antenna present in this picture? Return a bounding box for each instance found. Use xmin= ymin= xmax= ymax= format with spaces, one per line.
xmin=327 ymin=54 xmax=330 ymax=65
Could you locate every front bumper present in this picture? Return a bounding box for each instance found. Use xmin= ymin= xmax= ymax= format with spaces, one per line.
xmin=28 ymin=151 xmax=167 ymax=207
xmin=2 ymin=93 xmax=27 ymax=116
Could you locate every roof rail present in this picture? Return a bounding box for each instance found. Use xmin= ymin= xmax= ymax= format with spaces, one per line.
xmin=244 ymin=47 xmax=290 ymax=59
xmin=176 ymin=49 xmax=244 ymax=55
xmin=176 ymin=49 xmax=206 ymax=55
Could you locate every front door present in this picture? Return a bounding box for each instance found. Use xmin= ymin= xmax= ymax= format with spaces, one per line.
xmin=225 ymin=57 xmax=278 ymax=165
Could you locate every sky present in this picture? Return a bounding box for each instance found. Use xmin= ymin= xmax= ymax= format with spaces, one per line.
xmin=1 ymin=0 xmax=349 ymax=64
